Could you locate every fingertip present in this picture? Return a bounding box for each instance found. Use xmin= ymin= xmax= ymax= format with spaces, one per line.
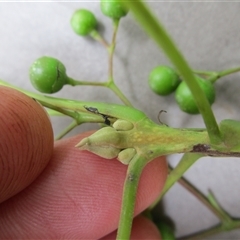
xmin=0 ymin=86 xmax=54 ymax=203
xmin=0 ymin=130 xmax=167 ymax=238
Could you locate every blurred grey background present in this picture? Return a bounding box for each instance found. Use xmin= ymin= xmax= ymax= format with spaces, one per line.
xmin=1 ymin=1 xmax=240 ymax=238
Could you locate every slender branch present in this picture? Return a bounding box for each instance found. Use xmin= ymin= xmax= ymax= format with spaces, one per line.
xmin=149 ymin=153 xmax=203 ymax=210
xmin=36 ymin=99 xmax=80 ymax=120
xmin=176 ymin=169 xmax=228 ymax=221
xmin=116 ymin=154 xmax=148 ymax=239
xmin=178 ymin=224 xmax=223 ymax=240
xmin=108 ymin=81 xmax=133 ymax=106
xmin=90 ymin=29 xmax=110 ymax=48
xmin=46 ymin=109 xmax=65 ymax=116
xmin=193 ymin=70 xmax=216 ymax=76
xmin=218 ymin=66 xmax=240 ymax=78
xmin=123 ymin=0 xmax=222 ymax=145
xmin=66 ymin=77 xmax=108 ymax=87
xmin=207 ymin=191 xmax=232 ymax=223
xmin=65 ymin=29 xmax=133 ymax=107
xmin=107 ymin=19 xmax=120 ymax=81
xmin=178 ymin=220 xmax=240 ymax=240
xmin=208 ymin=66 xmax=240 ymax=83
xmin=96 ymin=18 xmax=133 ymax=107
xmin=67 ymin=76 xmax=132 ymax=106
xmin=55 ymin=120 xmax=78 ymax=140
xmin=0 ymin=79 xmax=145 ymax=122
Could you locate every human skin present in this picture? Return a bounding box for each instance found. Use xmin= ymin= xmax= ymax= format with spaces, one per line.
xmin=0 ymin=86 xmax=168 ymax=239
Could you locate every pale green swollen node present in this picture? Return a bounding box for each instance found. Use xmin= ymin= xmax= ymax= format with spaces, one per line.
xmin=75 ymin=127 xmax=121 ymax=159
xmin=76 ymin=119 xmax=137 ymax=164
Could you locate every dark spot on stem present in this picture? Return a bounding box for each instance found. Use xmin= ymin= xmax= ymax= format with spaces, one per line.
xmin=84 ymin=105 xmax=111 ymax=125
xmin=104 ymin=117 xmax=111 ymax=125
xmin=191 ymin=144 xmax=210 ymax=152
xmin=84 ymin=106 xmax=99 ymax=114
xmin=190 ymin=144 xmax=240 ymax=157
xmin=128 ymin=173 xmax=134 ymax=182
xmin=147 ymin=150 xmax=154 ymax=155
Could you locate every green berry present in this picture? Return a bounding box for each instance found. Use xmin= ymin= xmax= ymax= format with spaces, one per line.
xmin=175 ymin=76 xmax=216 ymax=114
xmin=29 ymin=56 xmax=67 ymax=94
xmin=71 ymin=9 xmax=97 ymax=36
xmin=100 ymin=0 xmax=128 ymax=19
xmin=148 ymin=66 xmax=180 ymax=96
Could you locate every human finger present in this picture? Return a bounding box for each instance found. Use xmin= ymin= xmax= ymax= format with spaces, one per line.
xmin=0 ymin=129 xmax=167 ymax=239
xmin=0 ymin=86 xmax=53 ymax=203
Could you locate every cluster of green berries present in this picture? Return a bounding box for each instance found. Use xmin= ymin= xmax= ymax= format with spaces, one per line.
xmin=71 ymin=0 xmax=128 ymax=36
xmin=148 ymin=66 xmax=216 ymax=114
xmin=29 ymin=2 xmax=215 ymax=115
xmin=29 ymin=0 xmax=128 ymax=94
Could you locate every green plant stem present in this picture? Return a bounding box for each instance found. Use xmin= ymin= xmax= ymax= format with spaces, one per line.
xmin=67 ymin=77 xmax=132 ymax=106
xmin=107 ymin=19 xmax=119 ymax=80
xmin=194 ymin=66 xmax=240 ymax=84
xmin=176 ymin=170 xmax=229 ymax=222
xmin=149 ymin=153 xmax=203 ymax=210
xmin=219 ymin=66 xmax=240 ymax=77
xmin=123 ymin=0 xmax=222 ymax=145
xmin=46 ymin=109 xmax=65 ymax=116
xmin=179 ymin=220 xmax=240 ymax=240
xmin=117 ymin=154 xmax=148 ymax=240
xmin=66 ymin=77 xmax=107 ymax=87
xmin=209 ymin=66 xmax=240 ymax=83
xmin=207 ymin=191 xmax=232 ymax=224
xmin=55 ymin=120 xmax=78 ymax=140
xmin=104 ymin=18 xmax=133 ymax=107
xmin=90 ymin=29 xmax=110 ymax=48
xmin=193 ymin=70 xmax=216 ymax=76
xmin=0 ymin=80 xmax=145 ymax=122
xmin=37 ymin=99 xmax=81 ymax=120
xmin=37 ymin=98 xmax=106 ymax=124
xmin=108 ymin=81 xmax=133 ymax=106
xmin=69 ymin=18 xmax=132 ymax=107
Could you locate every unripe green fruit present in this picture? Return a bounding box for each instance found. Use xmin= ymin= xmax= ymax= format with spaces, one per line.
xmin=29 ymin=56 xmax=67 ymax=94
xmin=148 ymin=66 xmax=180 ymax=96
xmin=175 ymin=76 xmax=216 ymax=114
xmin=100 ymin=0 xmax=128 ymax=19
xmin=71 ymin=9 xmax=97 ymax=36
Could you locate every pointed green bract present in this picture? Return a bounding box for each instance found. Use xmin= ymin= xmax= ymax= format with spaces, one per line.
xmin=75 ymin=127 xmax=123 ymax=159
xmin=118 ymin=148 xmax=136 ymax=164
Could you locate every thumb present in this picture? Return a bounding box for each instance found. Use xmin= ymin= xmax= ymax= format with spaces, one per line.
xmin=0 ymin=86 xmax=54 ymax=203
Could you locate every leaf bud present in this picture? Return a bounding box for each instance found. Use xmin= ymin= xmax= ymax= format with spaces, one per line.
xmin=117 ymin=148 xmax=136 ymax=164
xmin=75 ymin=127 xmax=122 ymax=159
xmin=113 ymin=119 xmax=134 ymax=131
